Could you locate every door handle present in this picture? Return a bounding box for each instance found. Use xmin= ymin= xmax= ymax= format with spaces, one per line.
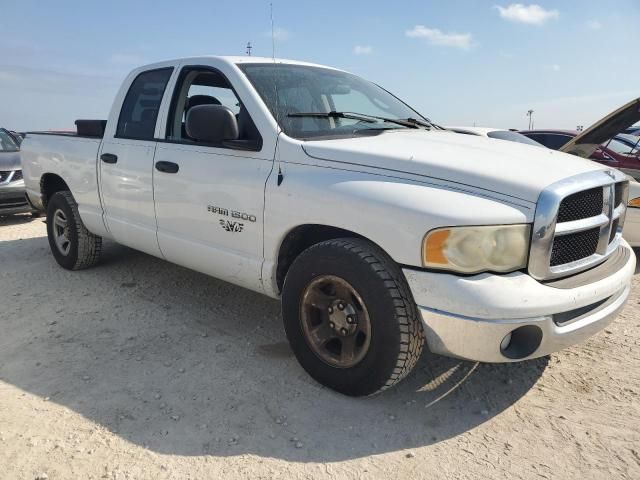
xmin=155 ymin=161 xmax=179 ymax=174
xmin=100 ymin=153 xmax=118 ymax=164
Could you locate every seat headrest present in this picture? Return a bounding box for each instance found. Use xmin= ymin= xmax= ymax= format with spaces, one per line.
xmin=140 ymin=109 xmax=157 ymax=122
xmin=186 ymin=95 xmax=221 ymax=111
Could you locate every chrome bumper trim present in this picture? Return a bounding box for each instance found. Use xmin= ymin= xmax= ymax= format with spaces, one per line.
xmin=418 ymin=285 xmax=630 ymax=363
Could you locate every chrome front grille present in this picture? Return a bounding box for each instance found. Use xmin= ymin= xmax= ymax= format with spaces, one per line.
xmin=0 ymin=170 xmax=22 ymax=183
xmin=557 ymin=187 xmax=603 ymax=222
xmin=529 ymin=170 xmax=629 ymax=280
xmin=550 ymin=227 xmax=600 ymax=266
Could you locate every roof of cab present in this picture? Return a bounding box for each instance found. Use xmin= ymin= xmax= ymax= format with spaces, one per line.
xmin=137 ymin=55 xmax=339 ymax=72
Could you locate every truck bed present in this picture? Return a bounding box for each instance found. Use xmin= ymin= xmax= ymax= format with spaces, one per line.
xmin=26 ymin=119 xmax=107 ymax=139
xmin=21 ymin=131 xmax=105 ymax=235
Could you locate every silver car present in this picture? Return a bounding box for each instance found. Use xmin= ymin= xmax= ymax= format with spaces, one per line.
xmin=624 ymin=177 xmax=640 ymax=247
xmin=0 ymin=128 xmax=33 ymax=216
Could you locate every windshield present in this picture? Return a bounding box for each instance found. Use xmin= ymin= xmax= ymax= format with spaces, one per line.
xmin=605 ymin=137 xmax=640 ymax=156
xmin=0 ymin=130 xmax=18 ymax=152
xmin=239 ymin=64 xmax=429 ymax=140
xmin=487 ymin=130 xmax=544 ymax=147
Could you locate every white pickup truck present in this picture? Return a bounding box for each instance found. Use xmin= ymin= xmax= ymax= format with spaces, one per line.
xmin=22 ymin=56 xmax=636 ymax=396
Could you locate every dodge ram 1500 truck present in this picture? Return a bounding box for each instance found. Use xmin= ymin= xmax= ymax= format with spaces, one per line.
xmin=21 ymin=56 xmax=636 ymax=396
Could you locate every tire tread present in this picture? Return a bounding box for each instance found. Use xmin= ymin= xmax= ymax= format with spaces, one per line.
xmin=298 ymin=238 xmax=425 ymax=395
xmin=55 ymin=191 xmax=102 ymax=270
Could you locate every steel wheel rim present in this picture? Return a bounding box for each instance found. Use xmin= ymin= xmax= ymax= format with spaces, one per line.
xmin=300 ymin=275 xmax=372 ymax=368
xmin=52 ymin=209 xmax=71 ymax=256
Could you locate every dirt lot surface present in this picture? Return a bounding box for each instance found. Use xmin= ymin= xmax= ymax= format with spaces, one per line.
xmin=1 ymin=215 xmax=639 ymax=480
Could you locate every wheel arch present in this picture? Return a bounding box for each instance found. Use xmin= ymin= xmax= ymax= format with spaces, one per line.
xmin=275 ymin=223 xmax=390 ymax=292
xmin=40 ymin=173 xmax=71 ymax=209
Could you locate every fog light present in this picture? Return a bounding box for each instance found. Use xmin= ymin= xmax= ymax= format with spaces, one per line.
xmin=501 ymin=325 xmax=543 ymax=359
xmin=500 ymin=332 xmax=513 ymax=351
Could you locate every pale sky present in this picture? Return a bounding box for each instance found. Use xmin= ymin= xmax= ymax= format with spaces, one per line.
xmin=1 ymin=0 xmax=639 ymax=131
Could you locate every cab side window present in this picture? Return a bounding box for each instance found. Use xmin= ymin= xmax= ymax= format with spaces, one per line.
xmin=166 ymin=67 xmax=261 ymax=150
xmin=116 ymin=68 xmax=173 ymax=140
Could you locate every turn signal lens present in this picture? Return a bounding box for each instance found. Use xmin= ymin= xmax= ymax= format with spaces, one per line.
xmin=422 ymin=224 xmax=531 ymax=274
xmin=628 ymin=197 xmax=640 ymax=208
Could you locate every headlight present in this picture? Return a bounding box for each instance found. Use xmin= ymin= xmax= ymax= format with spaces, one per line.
xmin=422 ymin=224 xmax=531 ymax=274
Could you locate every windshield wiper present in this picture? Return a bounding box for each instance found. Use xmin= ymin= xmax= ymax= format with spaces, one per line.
xmin=287 ymin=111 xmax=431 ymax=130
xmin=287 ymin=111 xmax=377 ymax=123
xmin=402 ymin=117 xmax=433 ymax=129
xmin=339 ymin=112 xmax=428 ymax=129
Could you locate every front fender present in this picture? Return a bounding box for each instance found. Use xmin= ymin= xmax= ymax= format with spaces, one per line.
xmin=263 ymin=155 xmax=534 ymax=296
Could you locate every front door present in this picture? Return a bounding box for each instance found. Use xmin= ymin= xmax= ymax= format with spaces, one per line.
xmin=153 ymin=65 xmax=274 ymax=293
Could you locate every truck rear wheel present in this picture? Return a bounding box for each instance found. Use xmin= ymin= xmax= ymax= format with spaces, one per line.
xmin=282 ymin=238 xmax=425 ymax=396
xmin=46 ymin=191 xmax=102 ymax=270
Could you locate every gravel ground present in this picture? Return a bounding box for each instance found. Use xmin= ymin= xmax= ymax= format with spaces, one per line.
xmin=1 ymin=214 xmax=639 ymax=480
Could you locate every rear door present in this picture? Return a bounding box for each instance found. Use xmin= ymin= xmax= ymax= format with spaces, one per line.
xmin=99 ymin=66 xmax=175 ymax=256
xmin=152 ymin=63 xmax=274 ymax=293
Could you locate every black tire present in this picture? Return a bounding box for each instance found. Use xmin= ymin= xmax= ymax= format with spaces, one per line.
xmin=282 ymin=238 xmax=425 ymax=396
xmin=46 ymin=191 xmax=102 ymax=270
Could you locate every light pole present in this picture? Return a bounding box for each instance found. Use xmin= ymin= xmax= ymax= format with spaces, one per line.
xmin=526 ymin=110 xmax=534 ymax=130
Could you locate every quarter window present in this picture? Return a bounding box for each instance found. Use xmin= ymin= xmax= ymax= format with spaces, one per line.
xmin=116 ymin=68 xmax=173 ymax=140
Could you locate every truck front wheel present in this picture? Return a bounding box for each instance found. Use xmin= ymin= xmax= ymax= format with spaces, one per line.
xmin=46 ymin=191 xmax=102 ymax=270
xmin=282 ymin=238 xmax=425 ymax=396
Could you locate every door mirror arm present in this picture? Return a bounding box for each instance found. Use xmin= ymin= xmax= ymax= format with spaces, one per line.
xmin=221 ymin=139 xmax=262 ymax=151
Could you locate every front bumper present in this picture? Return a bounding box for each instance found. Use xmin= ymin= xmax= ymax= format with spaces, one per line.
xmin=403 ymin=241 xmax=635 ymax=363
xmin=0 ymin=183 xmax=31 ymax=215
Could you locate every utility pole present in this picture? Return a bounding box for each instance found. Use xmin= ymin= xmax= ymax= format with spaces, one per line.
xmin=246 ymin=42 xmax=252 ymax=56
xmin=526 ymin=109 xmax=534 ymax=130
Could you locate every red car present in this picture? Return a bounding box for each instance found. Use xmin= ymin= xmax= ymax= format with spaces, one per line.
xmin=520 ymin=129 xmax=640 ymax=179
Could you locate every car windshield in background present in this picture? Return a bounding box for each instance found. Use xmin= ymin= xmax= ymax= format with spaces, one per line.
xmin=239 ymin=63 xmax=430 ymax=140
xmin=0 ymin=129 xmax=19 ymax=152
xmin=606 ymin=137 xmax=640 ymax=156
xmin=487 ymin=130 xmax=544 ymax=147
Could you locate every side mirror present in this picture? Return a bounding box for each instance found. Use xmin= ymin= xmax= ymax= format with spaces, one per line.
xmin=186 ymin=105 xmax=239 ymax=143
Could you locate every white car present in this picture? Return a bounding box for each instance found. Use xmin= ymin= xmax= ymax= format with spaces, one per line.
xmin=447 ymin=126 xmax=544 ymax=147
xmin=20 ymin=56 xmax=637 ymax=396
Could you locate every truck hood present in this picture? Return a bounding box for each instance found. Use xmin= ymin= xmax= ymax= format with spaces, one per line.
xmin=302 ymin=130 xmax=607 ymax=203
xmin=561 ymin=97 xmax=640 ymax=159
xmin=0 ymin=151 xmax=21 ymax=171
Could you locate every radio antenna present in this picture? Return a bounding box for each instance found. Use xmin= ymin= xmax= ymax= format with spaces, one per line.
xmin=269 ymin=3 xmax=283 ymax=140
xmin=270 ymin=3 xmax=276 ymax=60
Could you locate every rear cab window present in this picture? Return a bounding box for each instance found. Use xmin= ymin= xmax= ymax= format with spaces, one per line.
xmin=116 ymin=68 xmax=173 ymax=140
